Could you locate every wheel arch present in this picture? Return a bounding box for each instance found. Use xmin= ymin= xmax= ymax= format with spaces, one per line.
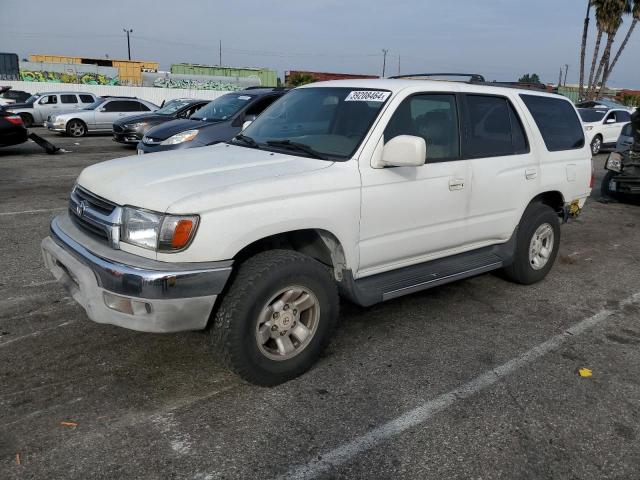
xmin=528 ymin=190 xmax=565 ymax=216
xmin=232 ymin=228 xmax=348 ymax=281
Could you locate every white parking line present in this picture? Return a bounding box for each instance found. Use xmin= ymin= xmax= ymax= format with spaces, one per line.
xmin=0 ymin=207 xmax=65 ymax=217
xmin=0 ymin=320 xmax=76 ymax=349
xmin=274 ymin=292 xmax=640 ymax=480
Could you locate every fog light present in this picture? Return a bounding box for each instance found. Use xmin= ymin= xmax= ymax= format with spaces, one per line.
xmin=103 ymin=292 xmax=152 ymax=315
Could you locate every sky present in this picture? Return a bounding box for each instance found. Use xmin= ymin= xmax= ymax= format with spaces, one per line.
xmin=1 ymin=0 xmax=639 ymax=88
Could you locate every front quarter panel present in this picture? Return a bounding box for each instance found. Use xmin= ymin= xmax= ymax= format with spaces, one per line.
xmin=156 ymin=160 xmax=362 ymax=270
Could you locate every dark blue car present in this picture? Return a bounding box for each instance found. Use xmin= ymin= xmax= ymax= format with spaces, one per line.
xmin=137 ymin=88 xmax=287 ymax=154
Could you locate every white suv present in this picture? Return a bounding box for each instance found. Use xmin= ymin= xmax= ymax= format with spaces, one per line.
xmin=42 ymin=79 xmax=592 ymax=385
xmin=579 ymin=107 xmax=633 ymax=155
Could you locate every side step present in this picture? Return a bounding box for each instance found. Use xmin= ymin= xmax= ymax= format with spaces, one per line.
xmin=340 ymin=238 xmax=515 ymax=307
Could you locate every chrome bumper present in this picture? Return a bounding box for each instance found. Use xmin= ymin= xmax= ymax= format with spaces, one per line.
xmin=41 ymin=214 xmax=233 ymax=333
xmin=45 ymin=121 xmax=65 ymax=132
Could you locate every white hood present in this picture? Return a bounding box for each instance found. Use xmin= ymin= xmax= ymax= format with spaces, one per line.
xmin=77 ymin=144 xmax=334 ymax=213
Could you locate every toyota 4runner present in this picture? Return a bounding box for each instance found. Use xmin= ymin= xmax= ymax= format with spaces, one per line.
xmin=42 ymin=78 xmax=593 ymax=385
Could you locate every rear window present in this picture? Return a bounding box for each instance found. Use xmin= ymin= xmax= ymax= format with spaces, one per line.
xmin=578 ymin=109 xmax=606 ymax=123
xmin=621 ymin=123 xmax=633 ymax=136
xmin=79 ymin=94 xmax=95 ymax=103
xmin=520 ymin=95 xmax=585 ymax=151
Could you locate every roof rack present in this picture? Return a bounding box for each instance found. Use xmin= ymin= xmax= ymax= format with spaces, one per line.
xmin=389 ymin=73 xmax=551 ymax=92
xmin=390 ymin=73 xmax=486 ymax=82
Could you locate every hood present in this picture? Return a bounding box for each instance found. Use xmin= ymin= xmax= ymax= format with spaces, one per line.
xmin=144 ymin=118 xmax=221 ymax=141
xmin=77 ymin=143 xmax=334 ymax=213
xmin=114 ymin=113 xmax=170 ymax=127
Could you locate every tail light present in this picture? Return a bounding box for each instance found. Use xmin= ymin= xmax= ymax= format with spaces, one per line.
xmin=5 ymin=115 xmax=23 ymax=126
xmin=589 ymin=162 xmax=595 ymax=188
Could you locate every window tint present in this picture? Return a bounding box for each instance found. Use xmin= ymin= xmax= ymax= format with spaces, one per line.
xmin=520 ymin=94 xmax=585 ymax=151
xmin=79 ymin=94 xmax=95 ymax=103
xmin=384 ymin=94 xmax=459 ymax=160
xmin=245 ymin=96 xmax=279 ymax=117
xmin=509 ymin=103 xmax=529 ymax=154
xmin=40 ymin=95 xmax=57 ymax=104
xmin=616 ymin=111 xmax=631 ymax=123
xmin=621 ymin=123 xmax=633 ymax=136
xmin=136 ymin=102 xmax=150 ymax=112
xmin=103 ymin=100 xmax=144 ymax=112
xmin=60 ymin=94 xmax=78 ymax=104
xmin=464 ymin=95 xmax=516 ymax=157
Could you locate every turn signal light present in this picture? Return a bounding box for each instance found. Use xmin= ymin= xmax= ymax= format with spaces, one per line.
xmin=172 ymin=219 xmax=195 ymax=249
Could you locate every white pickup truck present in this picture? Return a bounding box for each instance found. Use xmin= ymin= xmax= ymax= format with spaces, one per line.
xmin=42 ymin=79 xmax=592 ymax=385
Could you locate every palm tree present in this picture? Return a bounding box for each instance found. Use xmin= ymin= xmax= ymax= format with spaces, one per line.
xmin=599 ymin=0 xmax=639 ymax=95
xmin=579 ymin=1 xmax=592 ymax=99
xmin=586 ymin=0 xmax=609 ymax=97
xmin=588 ymin=0 xmax=628 ymax=99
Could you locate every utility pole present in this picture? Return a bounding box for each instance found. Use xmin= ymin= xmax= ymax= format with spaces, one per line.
xmin=397 ymin=55 xmax=401 ymax=76
xmin=123 ymin=28 xmax=133 ymax=60
xmin=563 ymin=64 xmax=569 ymax=86
xmin=558 ymin=67 xmax=563 ymax=88
xmin=381 ymin=49 xmax=388 ymax=78
xmin=219 ymin=40 xmax=222 ymax=66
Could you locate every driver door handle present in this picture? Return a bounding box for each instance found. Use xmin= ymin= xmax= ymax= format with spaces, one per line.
xmin=449 ymin=178 xmax=465 ymax=191
xmin=525 ymin=168 xmax=538 ymax=180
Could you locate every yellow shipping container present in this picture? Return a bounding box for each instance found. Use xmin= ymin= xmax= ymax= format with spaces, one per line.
xmin=28 ymin=54 xmax=158 ymax=85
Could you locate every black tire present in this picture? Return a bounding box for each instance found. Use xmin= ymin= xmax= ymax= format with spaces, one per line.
xmin=502 ymin=203 xmax=561 ymax=285
xmin=19 ymin=112 xmax=33 ymax=128
xmin=601 ymin=170 xmax=620 ymax=200
xmin=66 ymin=119 xmax=87 ymax=137
xmin=210 ymin=249 xmax=339 ymax=386
xmin=590 ymin=135 xmax=602 ymax=155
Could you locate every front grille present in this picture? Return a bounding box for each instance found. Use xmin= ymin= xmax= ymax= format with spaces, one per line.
xmin=113 ymin=124 xmax=123 ymax=133
xmin=73 ymin=186 xmax=116 ymax=216
xmin=69 ymin=186 xmax=121 ymax=247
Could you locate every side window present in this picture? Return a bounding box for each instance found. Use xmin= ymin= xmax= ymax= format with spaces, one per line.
xmin=616 ymin=111 xmax=631 ymax=123
xmin=463 ymin=95 xmax=521 ymax=158
xmin=605 ymin=111 xmax=617 ymax=123
xmin=621 ymin=123 xmax=632 ymax=136
xmin=103 ymin=101 xmax=131 ymax=112
xmin=135 ymin=102 xmax=150 ymax=112
xmin=60 ymin=94 xmax=78 ymax=104
xmin=245 ymin=96 xmax=279 ymax=118
xmin=79 ymin=94 xmax=95 ymax=103
xmin=384 ymin=93 xmax=459 ymax=161
xmin=40 ymin=95 xmax=57 ymax=105
xmin=520 ymin=94 xmax=585 ymax=151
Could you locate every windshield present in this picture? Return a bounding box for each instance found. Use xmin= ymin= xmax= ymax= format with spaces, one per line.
xmin=83 ymin=99 xmax=105 ymax=110
xmin=191 ymin=93 xmax=254 ymax=121
xmin=578 ymin=109 xmax=606 ymax=123
xmin=241 ymin=87 xmax=391 ymax=159
xmin=24 ymin=94 xmax=42 ymax=105
xmin=156 ymin=99 xmax=192 ymax=115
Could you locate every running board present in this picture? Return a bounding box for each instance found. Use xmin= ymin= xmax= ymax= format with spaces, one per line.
xmin=339 ymin=236 xmax=516 ymax=307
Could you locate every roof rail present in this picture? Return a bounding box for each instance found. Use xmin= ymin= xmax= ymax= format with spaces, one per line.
xmin=389 ymin=73 xmax=486 ymax=82
xmin=243 ymin=86 xmax=288 ymax=91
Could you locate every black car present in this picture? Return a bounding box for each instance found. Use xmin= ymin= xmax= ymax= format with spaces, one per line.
xmin=137 ymin=88 xmax=287 ymax=154
xmin=0 ymin=87 xmax=32 ymax=104
xmin=112 ymin=98 xmax=209 ymax=145
xmin=0 ymin=111 xmax=28 ymax=147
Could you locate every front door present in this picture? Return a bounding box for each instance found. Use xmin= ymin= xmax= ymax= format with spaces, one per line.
xmin=358 ymin=93 xmax=471 ymax=276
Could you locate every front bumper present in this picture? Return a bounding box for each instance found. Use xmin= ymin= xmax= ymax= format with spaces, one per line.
xmin=113 ymin=130 xmax=143 ymax=144
xmin=41 ymin=214 xmax=233 ymax=333
xmin=45 ymin=120 xmax=66 ymax=132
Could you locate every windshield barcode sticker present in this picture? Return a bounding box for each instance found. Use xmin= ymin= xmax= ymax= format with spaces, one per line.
xmin=345 ymin=91 xmax=391 ymax=102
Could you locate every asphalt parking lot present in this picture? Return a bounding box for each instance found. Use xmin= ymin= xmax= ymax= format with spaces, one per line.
xmin=1 ymin=130 xmax=639 ymax=480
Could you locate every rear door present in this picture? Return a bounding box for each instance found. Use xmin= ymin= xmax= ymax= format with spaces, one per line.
xmin=461 ymin=94 xmax=536 ymax=245
xmin=60 ymin=93 xmax=80 ymax=112
xmin=98 ymin=100 xmax=147 ymax=130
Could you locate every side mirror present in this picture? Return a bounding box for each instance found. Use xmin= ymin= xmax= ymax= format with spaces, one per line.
xmin=242 ymin=120 xmax=253 ymax=130
xmin=99 ymin=107 xmax=107 ymax=112
xmin=378 ymin=135 xmax=426 ymax=168
xmin=605 ymin=118 xmax=616 ymax=124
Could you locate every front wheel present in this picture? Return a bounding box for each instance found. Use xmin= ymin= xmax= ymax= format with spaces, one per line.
xmin=66 ymin=120 xmax=87 ymax=137
xmin=502 ymin=203 xmax=560 ymax=285
xmin=210 ymin=250 xmax=339 ymax=386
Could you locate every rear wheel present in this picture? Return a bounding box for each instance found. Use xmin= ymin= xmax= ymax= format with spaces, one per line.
xmin=591 ymin=135 xmax=602 ymax=155
xmin=502 ymin=203 xmax=560 ymax=285
xmin=19 ymin=113 xmax=33 ymax=128
xmin=66 ymin=120 xmax=87 ymax=137
xmin=210 ymin=250 xmax=339 ymax=386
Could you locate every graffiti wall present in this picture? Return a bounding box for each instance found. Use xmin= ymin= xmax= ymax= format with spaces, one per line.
xmin=144 ymin=72 xmax=260 ymax=91
xmin=152 ymin=77 xmax=244 ymax=91
xmin=19 ymin=70 xmax=119 ymax=85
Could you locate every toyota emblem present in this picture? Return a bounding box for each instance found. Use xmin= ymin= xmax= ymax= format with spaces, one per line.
xmin=76 ymin=200 xmax=87 ymax=217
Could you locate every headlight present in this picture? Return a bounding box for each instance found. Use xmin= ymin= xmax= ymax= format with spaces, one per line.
xmin=585 ymin=126 xmax=594 ymax=131
xmin=121 ymin=207 xmax=199 ymax=251
xmin=605 ymin=153 xmax=623 ymax=173
xmin=125 ymin=122 xmax=148 ymax=130
xmin=160 ymin=129 xmax=198 ymax=145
